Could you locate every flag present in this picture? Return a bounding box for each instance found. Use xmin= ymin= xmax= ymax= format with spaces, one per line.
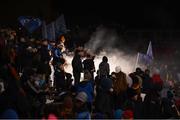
xmin=147 ymin=41 xmax=153 ymax=60
xmin=55 ymin=14 xmax=67 ymax=37
xmin=46 ymin=22 xmax=56 ymax=41
xmin=137 ymin=52 xmax=152 ymax=65
xmin=42 ymin=21 xmax=47 ymax=39
xmin=136 ymin=41 xmax=154 ymax=67
xmin=18 ymin=16 xmax=42 ymax=33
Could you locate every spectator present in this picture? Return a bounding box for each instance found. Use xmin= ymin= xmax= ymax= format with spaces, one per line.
xmin=95 ymin=77 xmax=113 ymax=118
xmin=72 ymin=49 xmax=83 ymax=86
xmin=74 ymin=92 xmax=91 ymax=119
xmin=76 ymin=70 xmax=94 ymax=112
xmin=142 ymin=69 xmax=152 ymax=94
xmin=83 ymin=53 xmax=95 ymax=79
xmin=113 ymin=66 xmax=128 ymax=110
xmin=99 ymin=56 xmax=110 ymax=78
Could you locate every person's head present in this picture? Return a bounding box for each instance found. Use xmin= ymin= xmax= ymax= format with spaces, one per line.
xmin=75 ymin=92 xmax=87 ymax=109
xmin=63 ymin=95 xmax=73 ymax=109
xmin=102 ymin=56 xmax=108 ymax=63
xmin=127 ymin=88 xmax=138 ymax=101
xmin=122 ymin=110 xmax=134 ymax=120
xmin=114 ymin=109 xmax=123 ymax=119
xmin=111 ymin=72 xmax=116 ymax=79
xmin=57 ymin=62 xmax=64 ymax=71
xmin=78 ymin=50 xmax=84 ymax=57
xmin=86 ymin=53 xmax=91 ymax=59
xmin=115 ymin=66 xmax=121 ymax=73
xmin=145 ymin=69 xmax=150 ymax=75
xmin=136 ymin=67 xmax=142 ymax=74
xmin=113 ymin=72 xmax=127 ymax=94
xmin=42 ymin=40 xmax=48 ymax=46
xmin=49 ymin=40 xmax=56 ymax=46
xmin=57 ymin=42 xmax=64 ymax=50
xmin=66 ymin=73 xmax=72 ymax=80
xmin=84 ymin=70 xmax=92 ymax=81
xmin=154 ymin=68 xmax=160 ymax=75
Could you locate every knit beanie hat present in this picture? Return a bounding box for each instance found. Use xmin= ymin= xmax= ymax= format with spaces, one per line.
xmin=114 ymin=109 xmax=123 ymax=119
xmin=75 ymin=92 xmax=88 ymax=103
xmin=115 ymin=66 xmax=121 ymax=73
xmin=122 ymin=110 xmax=134 ymax=119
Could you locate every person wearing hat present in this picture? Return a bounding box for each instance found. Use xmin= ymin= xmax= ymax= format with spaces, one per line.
xmin=75 ymin=92 xmax=91 ymax=119
xmin=113 ymin=66 xmax=128 ymax=110
xmin=76 ymin=70 xmax=94 ymax=112
xmin=122 ymin=109 xmax=134 ymax=120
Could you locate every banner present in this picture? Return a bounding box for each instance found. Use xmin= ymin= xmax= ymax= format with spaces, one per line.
xmin=18 ymin=16 xmax=42 ymax=33
xmin=42 ymin=14 xmax=67 ymax=41
xmin=147 ymin=41 xmax=153 ymax=60
xmin=135 ymin=41 xmax=154 ymax=68
xmin=42 ymin=21 xmax=47 ymax=39
xmin=46 ymin=22 xmax=56 ymax=41
xmin=55 ymin=14 xmax=67 ymax=37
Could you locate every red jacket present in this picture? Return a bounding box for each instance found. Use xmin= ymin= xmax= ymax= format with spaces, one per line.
xmin=152 ymin=74 xmax=163 ymax=86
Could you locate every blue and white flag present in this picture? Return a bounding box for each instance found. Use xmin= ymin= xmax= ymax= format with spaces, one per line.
xmin=146 ymin=41 xmax=153 ymax=60
xmin=42 ymin=21 xmax=47 ymax=39
xmin=136 ymin=41 xmax=154 ymax=67
xmin=46 ymin=22 xmax=56 ymax=41
xmin=137 ymin=52 xmax=152 ymax=65
xmin=55 ymin=14 xmax=67 ymax=37
xmin=18 ymin=16 xmax=42 ymax=33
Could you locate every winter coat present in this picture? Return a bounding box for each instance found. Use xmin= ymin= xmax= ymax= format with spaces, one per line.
xmin=72 ymin=54 xmax=83 ymax=73
xmin=99 ymin=62 xmax=110 ymax=78
xmin=83 ymin=59 xmax=95 ymax=72
xmin=76 ymin=80 xmax=94 ymax=103
xmin=142 ymin=91 xmax=162 ymax=119
xmin=152 ymin=74 xmax=163 ymax=91
xmin=142 ymin=74 xmax=152 ymax=93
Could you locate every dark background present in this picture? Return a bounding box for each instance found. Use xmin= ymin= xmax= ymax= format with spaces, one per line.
xmin=0 ymin=0 xmax=180 ymax=29
xmin=0 ymin=0 xmax=179 ymax=63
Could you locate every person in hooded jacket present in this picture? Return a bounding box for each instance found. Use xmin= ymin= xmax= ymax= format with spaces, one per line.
xmin=151 ymin=69 xmax=163 ymax=92
xmin=142 ymin=69 xmax=152 ymax=94
xmin=72 ymin=49 xmax=83 ymax=86
xmin=99 ymin=56 xmax=110 ymax=78
xmin=74 ymin=92 xmax=91 ymax=119
xmin=76 ymin=70 xmax=94 ymax=112
xmin=95 ymin=76 xmax=113 ymax=118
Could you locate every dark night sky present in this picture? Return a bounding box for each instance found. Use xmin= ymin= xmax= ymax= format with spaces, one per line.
xmin=0 ymin=0 xmax=180 ymax=29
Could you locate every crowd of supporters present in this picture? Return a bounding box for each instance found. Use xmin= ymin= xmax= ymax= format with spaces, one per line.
xmin=0 ymin=28 xmax=180 ymax=119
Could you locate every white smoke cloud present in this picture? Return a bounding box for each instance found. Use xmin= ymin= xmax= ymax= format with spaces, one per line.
xmin=64 ymin=26 xmax=137 ymax=77
xmin=85 ymin=26 xmax=137 ymax=74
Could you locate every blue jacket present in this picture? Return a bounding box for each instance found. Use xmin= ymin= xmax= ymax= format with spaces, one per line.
xmin=77 ymin=80 xmax=94 ymax=103
xmin=76 ymin=111 xmax=91 ymax=119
